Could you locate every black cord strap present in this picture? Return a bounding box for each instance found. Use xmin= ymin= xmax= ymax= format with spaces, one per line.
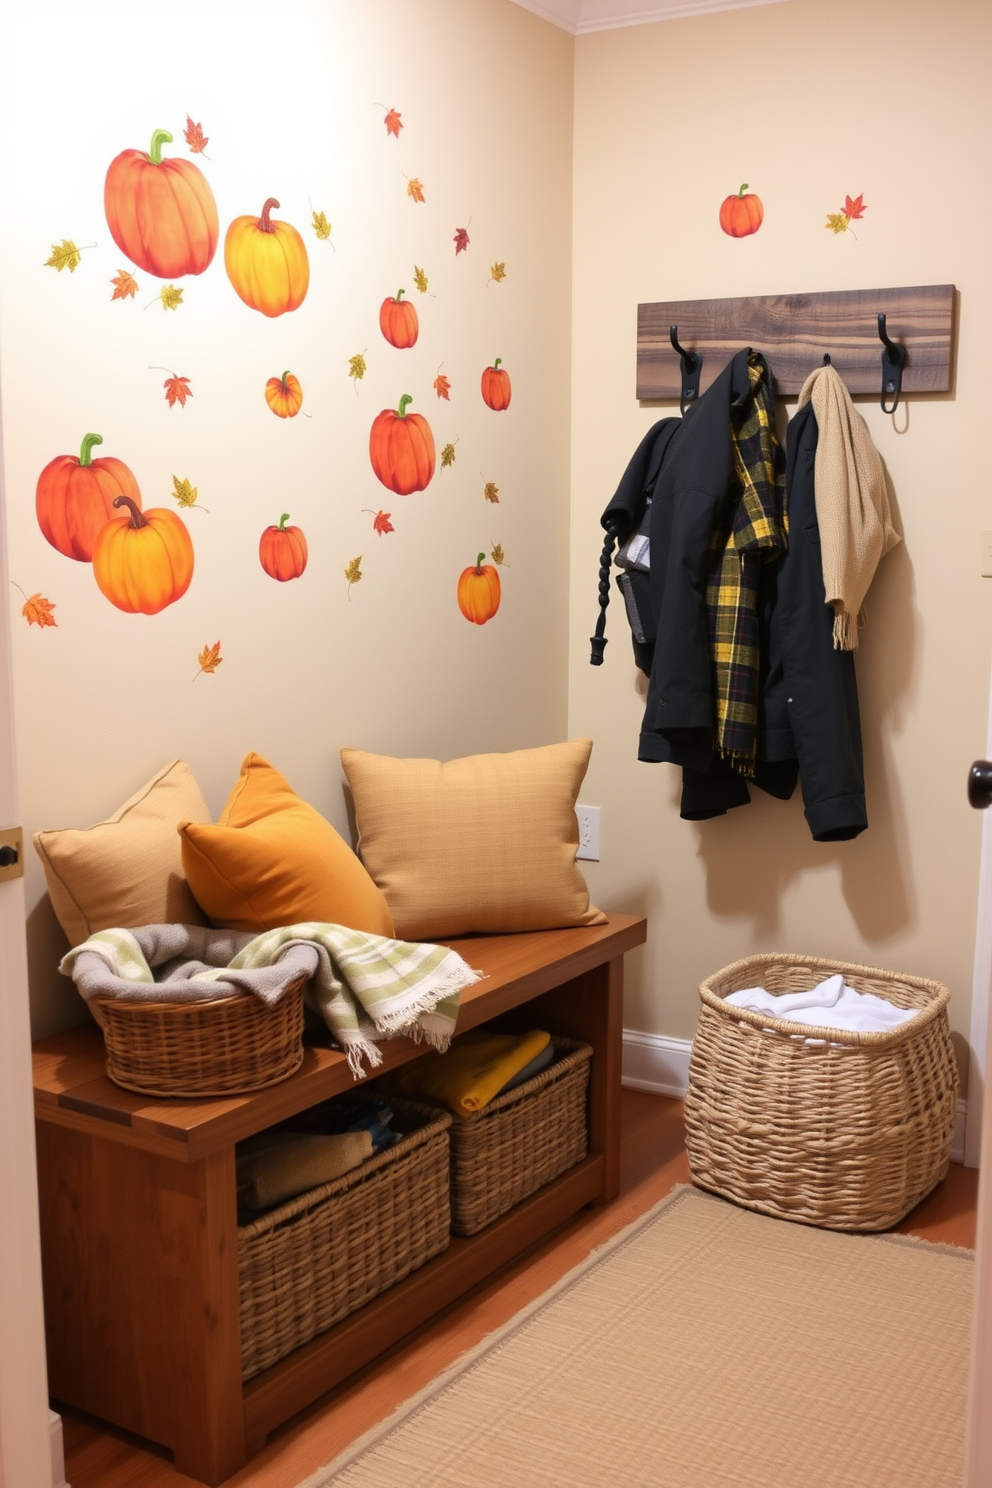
xmin=590 ymin=521 xmax=622 ymax=665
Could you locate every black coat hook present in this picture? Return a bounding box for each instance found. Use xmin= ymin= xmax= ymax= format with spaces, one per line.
xmin=877 ymin=312 xmax=907 ymax=415
xmin=670 ymin=324 xmax=702 ymax=415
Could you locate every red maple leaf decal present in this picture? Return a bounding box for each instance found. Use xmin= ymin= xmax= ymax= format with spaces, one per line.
xmin=164 ymin=374 xmax=193 ymax=408
xmin=110 ymin=269 xmax=138 ymax=301
xmin=453 ymin=226 xmax=470 ymax=254
xmin=434 ymin=372 xmax=452 ymax=401
xmin=184 ymin=115 xmax=209 ymax=155
xmin=384 ymin=107 xmax=403 ymax=138
xmin=844 ymin=192 xmax=866 ymax=219
xmin=373 ymin=510 xmax=394 ymax=535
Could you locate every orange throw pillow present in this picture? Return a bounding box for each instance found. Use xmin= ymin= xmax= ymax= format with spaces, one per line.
xmin=179 ymin=753 xmax=394 ymax=937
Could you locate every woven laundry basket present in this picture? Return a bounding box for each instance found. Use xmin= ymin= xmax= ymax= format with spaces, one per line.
xmin=445 ymin=1037 xmax=592 ymax=1236
xmin=238 ymin=1096 xmax=451 ymax=1380
xmin=684 ymin=954 xmax=959 ymax=1231
xmin=94 ymin=977 xmax=306 ymax=1097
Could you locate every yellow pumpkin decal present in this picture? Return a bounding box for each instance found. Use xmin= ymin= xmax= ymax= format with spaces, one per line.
xmin=265 ymin=371 xmax=304 ymax=418
xmin=224 ymin=198 xmax=310 ymax=318
xmin=92 ymin=496 xmax=194 ymax=614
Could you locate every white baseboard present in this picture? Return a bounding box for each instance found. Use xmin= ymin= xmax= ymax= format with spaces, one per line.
xmin=621 ymin=1030 xmax=969 ymax=1165
xmin=49 ymin=1409 xmax=69 ymax=1488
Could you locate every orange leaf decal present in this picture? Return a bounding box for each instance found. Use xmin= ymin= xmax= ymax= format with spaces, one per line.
xmin=21 ymin=591 xmax=57 ymax=628
xmin=364 ymin=509 xmax=394 ymax=536
xmin=453 ymin=225 xmax=470 ymax=254
xmin=184 ymin=115 xmax=209 ymax=155
xmin=434 ymin=372 xmax=451 ymax=401
xmin=407 ymin=177 xmax=425 ymax=204
xmin=164 ymin=374 xmax=192 ymax=407
xmin=110 ymin=268 xmax=138 ymax=301
xmin=195 ymin=640 xmax=222 ymax=678
xmin=844 ymin=193 xmax=866 ymax=220
xmin=384 ymin=107 xmax=403 ymax=138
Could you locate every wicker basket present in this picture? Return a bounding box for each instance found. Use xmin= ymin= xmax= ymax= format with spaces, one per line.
xmin=95 ymin=978 xmax=306 ymax=1097
xmin=684 ymin=953 xmax=959 ymax=1231
xmin=238 ymin=1096 xmax=451 ymax=1380
xmin=445 ymin=1036 xmax=592 ymax=1236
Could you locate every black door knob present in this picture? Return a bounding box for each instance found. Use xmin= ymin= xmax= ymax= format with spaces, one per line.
xmin=969 ymin=761 xmax=992 ymax=810
xmin=0 ymin=844 xmax=17 ymax=867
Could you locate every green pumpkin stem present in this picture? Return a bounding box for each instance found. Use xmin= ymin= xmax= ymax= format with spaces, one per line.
xmin=396 ymin=289 xmax=406 ymax=302
xmin=79 ymin=433 xmax=103 ymax=467
xmin=475 ymin=552 xmax=486 ymax=571
xmin=397 ymin=394 xmax=413 ymax=417
xmin=148 ymin=130 xmax=173 ymax=166
xmin=259 ymin=198 xmax=280 ymax=233
xmin=493 ymin=358 xmax=502 ymax=370
xmin=738 ymin=183 xmax=749 ymax=196
xmin=278 ymin=513 xmax=291 ymax=530
xmin=281 ymin=372 xmax=292 ymax=386
xmin=113 ymin=495 xmax=147 ymax=529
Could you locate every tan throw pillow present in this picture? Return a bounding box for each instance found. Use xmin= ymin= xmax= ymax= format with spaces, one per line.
xmin=33 ymin=759 xmax=211 ymax=948
xmin=179 ymin=752 xmax=395 ymax=937
xmin=340 ymin=739 xmax=606 ymax=940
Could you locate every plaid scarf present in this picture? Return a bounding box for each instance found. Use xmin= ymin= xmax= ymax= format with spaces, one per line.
xmin=706 ymin=354 xmax=786 ymax=774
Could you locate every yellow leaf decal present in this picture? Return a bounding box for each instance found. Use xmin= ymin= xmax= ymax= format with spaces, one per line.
xmin=489 ymin=261 xmax=507 ymax=283
xmin=349 ymin=351 xmax=367 ymax=381
xmin=110 ymin=269 xmax=139 ymax=301
xmin=312 ymin=210 xmax=332 ymax=240
xmin=440 ymin=442 xmax=457 ymax=469
xmin=490 ymin=543 xmax=506 ymax=566
xmin=483 ymin=481 xmax=500 ymax=504
xmin=45 ymin=239 xmax=83 ymax=272
xmin=413 ymin=265 xmax=429 ymax=293
xmin=21 ymin=592 xmax=58 ymax=627
xmin=825 ymin=211 xmax=850 ymax=234
xmin=195 ymin=641 xmax=223 ymax=678
xmin=150 ymin=284 xmax=184 ymax=311
xmin=407 ymin=177 xmax=426 ymax=204
xmin=345 ymin=556 xmax=363 ymax=596
xmin=172 ymin=475 xmax=206 ymax=510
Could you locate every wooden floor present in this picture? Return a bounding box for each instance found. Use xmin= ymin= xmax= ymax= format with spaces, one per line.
xmin=59 ymin=1091 xmax=979 ymax=1488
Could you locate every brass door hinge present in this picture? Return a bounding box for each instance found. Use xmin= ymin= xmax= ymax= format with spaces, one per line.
xmin=0 ymin=827 xmax=24 ymax=880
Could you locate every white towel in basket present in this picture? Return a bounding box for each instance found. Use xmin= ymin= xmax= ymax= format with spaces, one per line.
xmin=725 ymin=974 xmax=919 ymax=1035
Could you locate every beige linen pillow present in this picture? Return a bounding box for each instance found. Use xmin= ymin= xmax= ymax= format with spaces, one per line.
xmin=340 ymin=739 xmax=606 ymax=940
xmin=33 ymin=759 xmax=211 ymax=947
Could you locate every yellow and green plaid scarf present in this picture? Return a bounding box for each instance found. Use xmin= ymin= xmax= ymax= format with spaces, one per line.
xmin=705 ymin=353 xmax=786 ymax=775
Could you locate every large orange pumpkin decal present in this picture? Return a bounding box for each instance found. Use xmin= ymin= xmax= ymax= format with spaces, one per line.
xmin=379 ymin=289 xmax=419 ymax=348
xmin=481 ymin=358 xmax=511 ymax=411
xmin=265 ymin=372 xmax=304 ymax=418
xmin=259 ymin=513 xmax=308 ymax=581
xmin=369 ymin=394 xmax=435 ymax=495
xmin=719 ymin=183 xmax=764 ymax=238
xmin=224 ymin=198 xmax=309 ymax=317
xmin=36 ymin=433 xmax=142 ymax=562
xmin=104 ymin=128 xmax=219 ymax=278
xmin=457 ymin=554 xmax=501 ymax=625
xmin=92 ymin=496 xmax=194 ymax=615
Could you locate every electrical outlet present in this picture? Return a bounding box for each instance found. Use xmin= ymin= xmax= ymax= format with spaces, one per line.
xmin=575 ymin=804 xmax=601 ymax=861
xmin=983 ymin=531 xmax=992 ymax=578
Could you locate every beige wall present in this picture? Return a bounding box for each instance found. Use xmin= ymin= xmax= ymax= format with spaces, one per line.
xmin=568 ymin=0 xmax=992 ymax=1067
xmin=0 ymin=0 xmax=574 ymax=1036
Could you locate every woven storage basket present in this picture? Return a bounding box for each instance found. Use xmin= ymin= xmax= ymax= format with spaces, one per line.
xmin=684 ymin=953 xmax=959 ymax=1231
xmin=445 ymin=1036 xmax=592 ymax=1236
xmin=95 ymin=977 xmax=306 ymax=1097
xmin=238 ymin=1096 xmax=451 ymax=1380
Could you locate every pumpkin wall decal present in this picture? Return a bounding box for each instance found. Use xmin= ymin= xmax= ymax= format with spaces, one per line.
xmin=104 ymin=128 xmax=219 ymax=278
xmin=265 ymin=372 xmax=304 ymax=418
xmin=224 ymin=198 xmax=310 ymax=317
xmin=36 ymin=433 xmax=142 ymax=563
xmin=457 ymin=553 xmax=501 ymax=625
xmin=369 ymin=394 xmax=435 ymax=495
xmin=379 ymin=289 xmax=419 ymax=348
xmin=481 ymin=358 xmax=511 ymax=411
xmin=719 ymin=183 xmax=764 ymax=238
xmin=92 ymin=495 xmax=194 ymax=615
xmin=259 ymin=513 xmax=308 ymax=581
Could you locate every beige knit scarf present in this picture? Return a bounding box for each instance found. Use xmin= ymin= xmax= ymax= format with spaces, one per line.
xmin=798 ymin=364 xmax=901 ymax=649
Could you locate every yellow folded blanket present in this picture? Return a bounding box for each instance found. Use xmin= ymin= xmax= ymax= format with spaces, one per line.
xmin=398 ymin=1029 xmax=552 ymax=1116
xmin=236 ymin=1129 xmax=373 ymax=1212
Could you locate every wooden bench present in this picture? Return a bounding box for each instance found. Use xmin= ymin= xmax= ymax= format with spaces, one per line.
xmin=32 ymin=912 xmax=646 ymax=1485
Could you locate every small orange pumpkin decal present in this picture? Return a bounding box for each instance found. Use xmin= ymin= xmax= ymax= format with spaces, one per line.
xmin=379 ymin=289 xmax=419 ymax=348
xmin=259 ymin=513 xmax=308 ymax=581
xmin=369 ymin=394 xmax=435 ymax=495
xmin=457 ymin=552 xmax=501 ymax=625
xmin=224 ymin=198 xmax=310 ymax=317
xmin=481 ymin=358 xmax=511 ymax=411
xmin=265 ymin=371 xmax=304 ymax=418
xmin=104 ymin=128 xmax=219 ymax=278
xmin=719 ymin=183 xmax=764 ymax=238
xmin=92 ymin=495 xmax=194 ymax=615
xmin=36 ymin=433 xmax=142 ymax=563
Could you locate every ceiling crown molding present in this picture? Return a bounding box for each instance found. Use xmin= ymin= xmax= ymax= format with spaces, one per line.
xmin=509 ymin=0 xmax=793 ymax=33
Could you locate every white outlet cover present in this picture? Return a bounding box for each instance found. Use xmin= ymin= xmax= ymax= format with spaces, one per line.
xmin=575 ymin=804 xmax=601 ymax=861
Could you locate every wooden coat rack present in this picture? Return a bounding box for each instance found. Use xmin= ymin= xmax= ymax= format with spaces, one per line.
xmin=636 ymin=283 xmax=956 ymax=402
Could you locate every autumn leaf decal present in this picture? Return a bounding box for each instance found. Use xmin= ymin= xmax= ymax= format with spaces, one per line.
xmin=825 ymin=192 xmax=866 ymax=236
xmin=111 ymin=269 xmax=139 ymax=301
xmin=348 ymin=351 xmax=367 ymax=397
xmin=13 ymin=583 xmax=57 ymax=628
xmin=440 ymin=441 xmax=458 ymax=470
xmin=345 ymin=556 xmax=363 ymax=596
xmin=184 ymin=115 xmax=209 ymax=156
xmin=312 ymin=210 xmax=332 ymax=240
xmin=151 ymin=368 xmax=193 ymax=407
xmin=382 ymin=106 xmax=403 ymax=138
xmin=172 ymin=475 xmax=206 ymax=511
xmin=453 ymin=226 xmax=470 ymax=254
xmin=490 ymin=543 xmax=506 ymax=566
xmin=434 ymin=369 xmax=451 ymax=401
xmin=45 ymin=239 xmax=89 ymax=273
xmin=407 ymin=178 xmax=426 ymax=204
xmin=483 ymin=480 xmax=500 ymax=504
xmin=364 ymin=509 xmax=395 ymax=536
xmin=488 ymin=262 xmax=507 ymax=284
xmin=195 ymin=641 xmax=222 ymax=679
xmin=413 ymin=265 xmax=430 ymax=293
xmin=148 ymin=285 xmax=184 ymax=311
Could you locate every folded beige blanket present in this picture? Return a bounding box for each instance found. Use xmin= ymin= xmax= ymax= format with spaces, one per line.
xmin=236 ymin=1129 xmax=373 ymax=1212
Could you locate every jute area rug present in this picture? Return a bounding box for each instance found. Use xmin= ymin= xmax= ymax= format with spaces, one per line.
xmin=303 ymin=1184 xmax=974 ymax=1488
